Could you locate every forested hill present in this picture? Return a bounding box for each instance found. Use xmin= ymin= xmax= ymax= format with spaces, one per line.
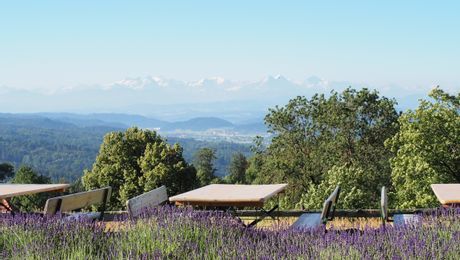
xmin=0 ymin=114 xmax=251 ymax=182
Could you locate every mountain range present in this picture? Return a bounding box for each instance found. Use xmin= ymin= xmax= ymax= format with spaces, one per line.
xmin=0 ymin=75 xmax=436 ymax=122
xmin=0 ymin=113 xmax=267 ymax=137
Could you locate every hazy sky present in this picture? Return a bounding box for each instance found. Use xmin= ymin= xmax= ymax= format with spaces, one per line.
xmin=1 ymin=1 xmax=459 ymax=91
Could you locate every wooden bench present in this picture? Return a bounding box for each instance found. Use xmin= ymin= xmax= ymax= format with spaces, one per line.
xmin=381 ymin=186 xmax=419 ymax=226
xmin=292 ymin=186 xmax=341 ymax=229
xmin=126 ymin=185 xmax=169 ymax=218
xmin=44 ymin=187 xmax=111 ymax=221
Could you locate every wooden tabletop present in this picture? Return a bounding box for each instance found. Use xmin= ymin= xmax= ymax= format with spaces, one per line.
xmin=431 ymin=184 xmax=460 ymax=205
xmin=0 ymin=184 xmax=70 ymax=199
xmin=169 ymin=184 xmax=288 ymax=207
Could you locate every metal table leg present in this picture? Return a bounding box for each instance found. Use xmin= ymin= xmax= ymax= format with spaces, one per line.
xmin=1 ymin=199 xmax=14 ymax=214
xmin=244 ymin=205 xmax=279 ymax=228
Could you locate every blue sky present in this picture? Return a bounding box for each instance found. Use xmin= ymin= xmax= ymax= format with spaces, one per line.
xmin=1 ymin=1 xmax=459 ymax=92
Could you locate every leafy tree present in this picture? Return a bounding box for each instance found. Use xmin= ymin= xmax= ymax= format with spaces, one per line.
xmin=0 ymin=162 xmax=14 ymax=182
xmin=139 ymin=142 xmax=197 ymax=195
xmin=10 ymin=165 xmax=51 ymax=211
xmin=82 ymin=127 xmax=197 ymax=210
xmin=245 ymin=136 xmax=266 ymax=184
xmin=226 ymin=152 xmax=249 ymax=184
xmin=194 ymin=148 xmax=217 ymax=186
xmin=386 ymin=87 xmax=460 ymax=208
xmin=253 ymin=88 xmax=399 ymax=209
xmin=299 ymin=164 xmax=377 ymax=209
xmin=69 ymin=178 xmax=85 ymax=193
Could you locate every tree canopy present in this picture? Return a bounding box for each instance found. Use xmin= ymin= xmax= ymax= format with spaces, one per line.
xmin=250 ymin=88 xmax=399 ymax=209
xmin=0 ymin=115 xmax=251 ymax=182
xmin=10 ymin=165 xmax=51 ymax=211
xmin=226 ymin=152 xmax=249 ymax=184
xmin=0 ymin=162 xmax=14 ymax=182
xmin=386 ymin=87 xmax=460 ymax=208
xmin=193 ymin=148 xmax=218 ymax=186
xmin=82 ymin=127 xmax=197 ymax=210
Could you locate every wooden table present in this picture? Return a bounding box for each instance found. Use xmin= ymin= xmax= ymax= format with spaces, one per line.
xmin=0 ymin=184 xmax=70 ymax=212
xmin=169 ymin=184 xmax=288 ymax=227
xmin=431 ymin=184 xmax=460 ymax=206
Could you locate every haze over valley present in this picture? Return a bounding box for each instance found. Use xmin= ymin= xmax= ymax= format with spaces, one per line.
xmin=0 ymin=74 xmax=443 ymax=123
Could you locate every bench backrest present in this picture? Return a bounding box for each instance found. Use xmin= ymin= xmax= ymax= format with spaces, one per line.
xmin=326 ymin=186 xmax=340 ymax=221
xmin=381 ymin=186 xmax=389 ymax=224
xmin=44 ymin=187 xmax=111 ymax=220
xmin=292 ymin=185 xmax=341 ymax=229
xmin=319 ymin=199 xmax=333 ymax=224
xmin=319 ymin=185 xmax=341 ymax=223
xmin=126 ymin=185 xmax=168 ymax=218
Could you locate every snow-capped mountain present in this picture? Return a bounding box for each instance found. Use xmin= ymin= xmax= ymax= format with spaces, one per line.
xmin=0 ymin=75 xmax=437 ymax=121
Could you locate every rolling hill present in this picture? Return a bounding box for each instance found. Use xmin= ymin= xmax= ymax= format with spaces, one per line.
xmin=0 ymin=113 xmax=252 ymax=182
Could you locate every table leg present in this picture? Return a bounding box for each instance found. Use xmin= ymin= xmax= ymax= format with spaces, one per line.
xmin=244 ymin=205 xmax=279 ymax=228
xmin=442 ymin=203 xmax=460 ymax=209
xmin=1 ymin=199 xmax=13 ymax=212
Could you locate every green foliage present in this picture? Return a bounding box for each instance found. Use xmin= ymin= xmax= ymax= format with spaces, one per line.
xmin=386 ymin=87 xmax=460 ymax=208
xmin=194 ymin=148 xmax=218 ymax=186
xmin=139 ymin=142 xmax=197 ymax=196
xmin=0 ymin=117 xmax=115 ymax=182
xmin=0 ymin=162 xmax=14 ymax=182
xmin=250 ymin=88 xmax=399 ymax=209
xmin=226 ymin=152 xmax=249 ymax=184
xmin=82 ymin=127 xmax=197 ymax=209
xmin=171 ymin=138 xmax=251 ymax=177
xmin=0 ymin=116 xmax=251 ymax=181
xmin=299 ymin=164 xmax=378 ymax=209
xmin=245 ymin=136 xmax=265 ymax=184
xmin=10 ymin=165 xmax=51 ymax=211
xmin=69 ymin=178 xmax=85 ymax=193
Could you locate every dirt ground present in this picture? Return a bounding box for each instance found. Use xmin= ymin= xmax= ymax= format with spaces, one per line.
xmin=104 ymin=216 xmax=384 ymax=232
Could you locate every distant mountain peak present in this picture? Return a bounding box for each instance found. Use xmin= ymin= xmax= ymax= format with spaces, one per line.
xmin=305 ymin=76 xmax=323 ymax=85
xmin=107 ymin=75 xmax=175 ymax=91
xmin=189 ymin=77 xmax=230 ymax=89
xmin=0 ymin=75 xmax=429 ymax=116
xmin=274 ymin=74 xmax=286 ymax=80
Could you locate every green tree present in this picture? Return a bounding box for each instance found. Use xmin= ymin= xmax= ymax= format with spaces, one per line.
xmin=386 ymin=87 xmax=460 ymax=208
xmin=299 ymin=164 xmax=376 ymax=209
xmin=245 ymin=136 xmax=266 ymax=184
xmin=253 ymin=88 xmax=399 ymax=209
xmin=139 ymin=142 xmax=197 ymax=195
xmin=226 ymin=152 xmax=249 ymax=184
xmin=69 ymin=178 xmax=85 ymax=193
xmin=0 ymin=162 xmax=14 ymax=182
xmin=82 ymin=127 xmax=197 ymax=209
xmin=10 ymin=165 xmax=51 ymax=211
xmin=194 ymin=148 xmax=217 ymax=186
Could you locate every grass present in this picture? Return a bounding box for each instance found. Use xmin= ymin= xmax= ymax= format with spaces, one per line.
xmin=236 ymin=216 xmax=384 ymax=229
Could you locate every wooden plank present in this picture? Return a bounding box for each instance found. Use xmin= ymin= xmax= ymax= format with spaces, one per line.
xmin=431 ymin=184 xmax=460 ymax=204
xmin=126 ymin=186 xmax=168 ymax=218
xmin=44 ymin=187 xmax=111 ymax=215
xmin=0 ymin=184 xmax=70 ymax=199
xmin=174 ymin=200 xmax=264 ymax=208
xmin=169 ymin=184 xmax=288 ymax=206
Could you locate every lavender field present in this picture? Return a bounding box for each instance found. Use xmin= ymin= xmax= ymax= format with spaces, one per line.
xmin=1 ymin=207 xmax=459 ymax=259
